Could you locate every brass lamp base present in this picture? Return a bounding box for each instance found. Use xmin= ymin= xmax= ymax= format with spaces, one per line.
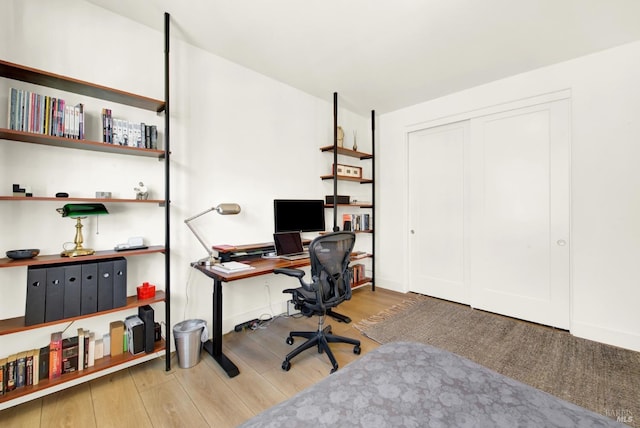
xmin=60 ymin=216 xmax=95 ymax=257
xmin=61 ymin=247 xmax=95 ymax=257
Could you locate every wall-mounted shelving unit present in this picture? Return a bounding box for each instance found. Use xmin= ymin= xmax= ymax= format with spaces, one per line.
xmin=321 ymin=93 xmax=375 ymax=290
xmin=0 ymin=13 xmax=172 ymax=410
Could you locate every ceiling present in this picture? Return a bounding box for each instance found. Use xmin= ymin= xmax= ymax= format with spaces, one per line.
xmin=85 ymin=0 xmax=640 ymax=115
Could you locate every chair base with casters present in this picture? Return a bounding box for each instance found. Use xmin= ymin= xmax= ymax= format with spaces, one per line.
xmin=282 ymin=312 xmax=361 ymax=373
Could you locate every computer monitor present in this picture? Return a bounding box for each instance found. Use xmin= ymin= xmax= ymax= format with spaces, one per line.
xmin=273 ymin=199 xmax=326 ymax=233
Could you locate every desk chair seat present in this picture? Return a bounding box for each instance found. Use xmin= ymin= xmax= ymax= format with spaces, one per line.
xmin=274 ymin=231 xmax=361 ymax=373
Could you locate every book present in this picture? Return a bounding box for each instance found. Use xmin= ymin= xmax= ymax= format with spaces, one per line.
xmin=62 ymin=336 xmax=79 ymax=374
xmin=32 ymin=348 xmax=40 ymax=386
xmin=88 ymin=332 xmax=96 ymax=367
xmin=0 ymin=357 xmax=5 ymax=395
xmin=49 ymin=332 xmax=63 ymax=380
xmin=25 ymin=350 xmax=34 ymax=386
xmin=84 ymin=331 xmax=90 ymax=369
xmin=95 ymin=338 xmax=104 ymax=360
xmin=6 ymin=354 xmax=16 ymax=391
xmin=210 ymin=261 xmax=255 ymax=274
xmin=77 ymin=328 xmax=85 ymax=371
xmin=39 ymin=346 xmax=49 ymax=380
xmin=16 ymin=352 xmax=26 ymax=387
xmin=110 ymin=321 xmax=124 ymax=356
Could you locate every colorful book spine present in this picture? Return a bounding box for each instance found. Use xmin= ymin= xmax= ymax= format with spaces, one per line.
xmin=0 ymin=357 xmax=6 ymax=395
xmin=6 ymin=354 xmax=16 ymax=391
xmin=25 ymin=350 xmax=34 ymax=386
xmin=49 ymin=332 xmax=63 ymax=379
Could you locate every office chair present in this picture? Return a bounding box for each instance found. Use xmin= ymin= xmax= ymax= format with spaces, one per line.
xmin=274 ymin=231 xmax=361 ymax=373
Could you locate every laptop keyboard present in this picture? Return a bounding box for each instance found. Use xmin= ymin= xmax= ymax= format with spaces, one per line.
xmin=281 ymin=252 xmax=310 ymax=260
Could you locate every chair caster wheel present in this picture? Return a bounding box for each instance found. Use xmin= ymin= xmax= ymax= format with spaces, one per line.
xmin=286 ymin=336 xmax=294 ymax=345
xmin=282 ymin=360 xmax=291 ymax=371
xmin=354 ymin=345 xmax=361 ymax=355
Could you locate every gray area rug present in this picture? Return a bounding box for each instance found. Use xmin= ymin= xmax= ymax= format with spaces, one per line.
xmin=353 ymin=294 xmax=639 ymax=427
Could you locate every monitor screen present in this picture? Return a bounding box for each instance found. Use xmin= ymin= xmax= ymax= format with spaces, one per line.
xmin=274 ymin=199 xmax=326 ymax=233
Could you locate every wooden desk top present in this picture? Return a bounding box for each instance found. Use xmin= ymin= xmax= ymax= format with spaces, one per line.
xmin=193 ymin=256 xmax=311 ymax=282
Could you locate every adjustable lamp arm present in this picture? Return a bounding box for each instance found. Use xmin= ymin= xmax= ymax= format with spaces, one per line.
xmin=184 ymin=203 xmax=241 ymax=262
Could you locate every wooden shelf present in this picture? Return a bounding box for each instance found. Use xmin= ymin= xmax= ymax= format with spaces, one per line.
xmin=0 ymin=196 xmax=165 ymax=204
xmin=0 ymin=245 xmax=165 ymax=269
xmin=0 ymin=291 xmax=166 ymax=336
xmin=319 ymin=145 xmax=373 ymax=160
xmin=0 ymin=129 xmax=165 ymax=158
xmin=324 ymin=203 xmax=373 ymax=208
xmin=320 ymin=174 xmax=373 ymax=184
xmin=0 ymin=339 xmax=166 ymax=409
xmin=352 ymin=277 xmax=373 ymax=290
xmin=0 ymin=59 xmax=165 ymax=112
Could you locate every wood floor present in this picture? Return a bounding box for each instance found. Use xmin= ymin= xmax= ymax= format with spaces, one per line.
xmin=0 ymin=287 xmax=407 ymax=428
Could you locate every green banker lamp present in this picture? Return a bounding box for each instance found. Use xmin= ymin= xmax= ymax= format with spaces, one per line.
xmin=57 ymin=203 xmax=109 ymax=257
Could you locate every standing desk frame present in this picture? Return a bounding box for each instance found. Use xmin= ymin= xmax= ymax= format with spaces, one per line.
xmin=192 ymin=256 xmax=311 ymax=377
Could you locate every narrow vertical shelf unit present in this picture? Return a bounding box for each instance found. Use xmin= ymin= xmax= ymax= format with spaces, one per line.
xmin=0 ymin=13 xmax=171 ymax=410
xmin=321 ymin=92 xmax=375 ymax=290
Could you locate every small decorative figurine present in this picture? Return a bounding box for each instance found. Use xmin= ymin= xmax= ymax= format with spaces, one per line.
xmin=134 ymin=182 xmax=149 ymax=200
xmin=352 ymin=130 xmax=358 ymax=151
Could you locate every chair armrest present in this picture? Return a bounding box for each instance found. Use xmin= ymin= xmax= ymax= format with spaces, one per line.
xmin=274 ymin=268 xmax=305 ymax=279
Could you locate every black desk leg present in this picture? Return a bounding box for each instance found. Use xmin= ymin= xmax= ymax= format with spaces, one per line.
xmin=202 ymin=277 xmax=240 ymax=378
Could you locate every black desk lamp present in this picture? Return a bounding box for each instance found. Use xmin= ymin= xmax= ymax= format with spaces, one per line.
xmin=185 ymin=203 xmax=241 ymax=264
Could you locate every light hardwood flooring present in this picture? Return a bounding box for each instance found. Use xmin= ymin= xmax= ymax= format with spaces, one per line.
xmin=0 ymin=287 xmax=407 ymax=428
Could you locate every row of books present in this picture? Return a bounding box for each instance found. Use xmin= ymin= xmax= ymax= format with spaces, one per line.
xmin=342 ymin=213 xmax=371 ymax=231
xmin=8 ymin=87 xmax=84 ymax=139
xmin=101 ymin=108 xmax=158 ymax=149
xmin=0 ymin=320 xmax=133 ymax=395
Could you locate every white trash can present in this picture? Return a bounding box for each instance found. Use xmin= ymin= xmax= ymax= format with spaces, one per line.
xmin=173 ymin=319 xmax=208 ymax=368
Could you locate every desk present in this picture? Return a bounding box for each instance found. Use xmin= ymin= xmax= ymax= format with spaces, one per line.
xmin=193 ymin=256 xmax=311 ymax=378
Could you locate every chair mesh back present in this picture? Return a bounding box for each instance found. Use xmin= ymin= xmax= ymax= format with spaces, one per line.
xmin=309 ymin=232 xmax=356 ymax=306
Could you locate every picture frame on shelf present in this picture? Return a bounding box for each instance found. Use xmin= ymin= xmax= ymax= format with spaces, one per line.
xmin=333 ymin=163 xmax=362 ymax=178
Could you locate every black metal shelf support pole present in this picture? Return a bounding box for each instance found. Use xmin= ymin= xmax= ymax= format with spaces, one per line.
xmin=164 ymin=11 xmax=171 ymax=372
xmin=371 ymin=110 xmax=375 ymax=291
xmin=333 ymin=92 xmax=338 ymax=231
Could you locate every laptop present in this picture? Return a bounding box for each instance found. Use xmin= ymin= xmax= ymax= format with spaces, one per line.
xmin=273 ymin=231 xmax=310 ymax=260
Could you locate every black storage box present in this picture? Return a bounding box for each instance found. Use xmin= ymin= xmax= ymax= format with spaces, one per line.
xmin=325 ymin=195 xmax=350 ymax=205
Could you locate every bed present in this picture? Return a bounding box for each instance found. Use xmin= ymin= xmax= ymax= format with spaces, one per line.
xmin=239 ymin=341 xmax=624 ymax=427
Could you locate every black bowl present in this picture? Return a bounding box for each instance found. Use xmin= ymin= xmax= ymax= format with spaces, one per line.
xmin=6 ymin=249 xmax=40 ymax=260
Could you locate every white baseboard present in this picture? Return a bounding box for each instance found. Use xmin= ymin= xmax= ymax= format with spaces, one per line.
xmin=571 ymin=321 xmax=640 ymax=352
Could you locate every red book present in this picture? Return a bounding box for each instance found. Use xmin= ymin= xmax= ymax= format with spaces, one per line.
xmin=49 ymin=332 xmax=63 ymax=379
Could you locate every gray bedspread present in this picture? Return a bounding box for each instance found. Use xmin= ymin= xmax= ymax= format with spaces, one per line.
xmin=239 ymin=341 xmax=624 ymax=427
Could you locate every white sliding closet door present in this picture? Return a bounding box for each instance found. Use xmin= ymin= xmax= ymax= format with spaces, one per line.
xmin=408 ymin=98 xmax=570 ymax=329
xmin=408 ymin=121 xmax=469 ymax=304
xmin=469 ymin=99 xmax=570 ymax=329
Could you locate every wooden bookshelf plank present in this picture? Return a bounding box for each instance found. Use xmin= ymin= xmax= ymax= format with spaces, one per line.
xmin=0 ymin=291 xmax=166 ymax=336
xmin=0 ymin=340 xmax=166 ymax=408
xmin=0 ymin=195 xmax=164 ymax=204
xmin=319 ymin=145 xmax=373 ymax=160
xmin=0 ymin=129 xmax=165 ymax=158
xmin=320 ymin=174 xmax=373 ymax=183
xmin=0 ymin=59 xmax=165 ymax=112
xmin=0 ymin=245 xmax=165 ymax=268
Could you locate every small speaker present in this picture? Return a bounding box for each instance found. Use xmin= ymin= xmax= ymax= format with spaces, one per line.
xmin=138 ymin=305 xmax=155 ymax=353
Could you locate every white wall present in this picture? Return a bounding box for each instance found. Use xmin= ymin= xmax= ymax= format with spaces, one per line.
xmin=377 ymin=41 xmax=640 ymax=351
xmin=0 ymin=0 xmax=369 ymax=355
